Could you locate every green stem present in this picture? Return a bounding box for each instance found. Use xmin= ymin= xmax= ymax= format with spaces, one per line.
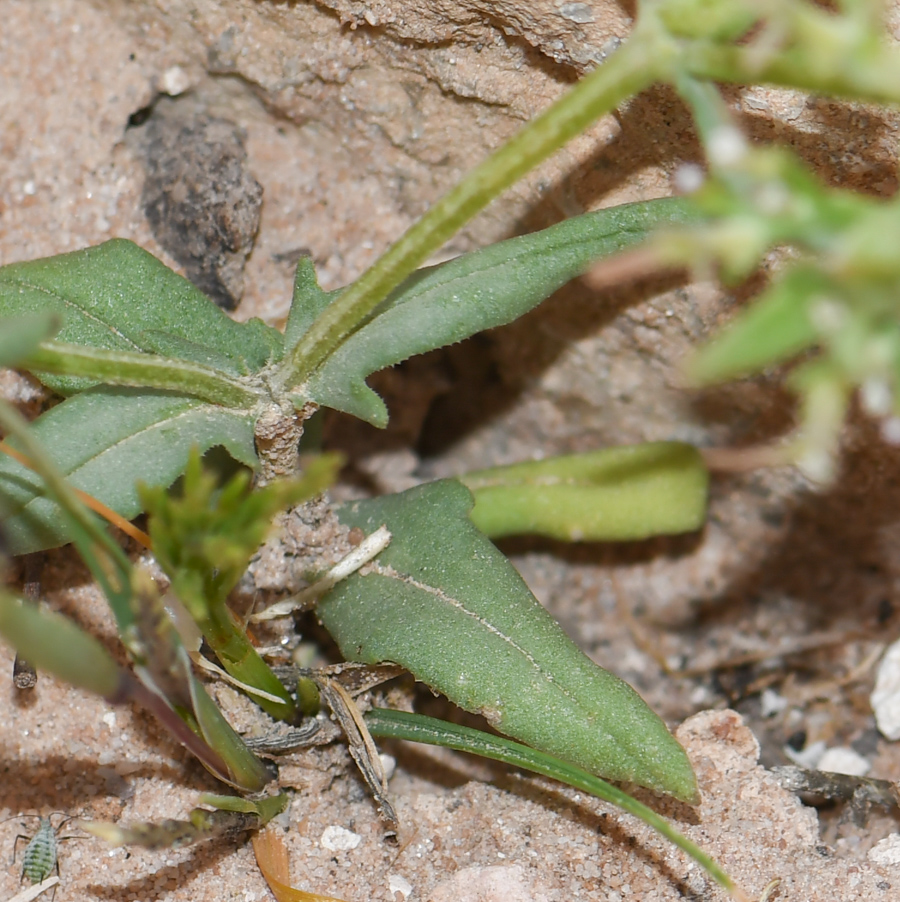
xmin=673 ymin=74 xmax=736 ymax=148
xmin=683 ymin=41 xmax=900 ymax=106
xmin=26 ymin=342 xmax=260 ymax=409
xmin=200 ymin=604 xmax=297 ymax=722
xmin=366 ymin=708 xmax=746 ymax=900
xmin=279 ymin=27 xmax=673 ymax=391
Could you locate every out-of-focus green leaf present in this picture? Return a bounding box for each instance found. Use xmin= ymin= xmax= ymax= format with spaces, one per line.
xmin=0 ymin=239 xmax=283 ymax=393
xmin=199 ymin=792 xmax=288 ymax=823
xmin=189 ymin=671 xmax=275 ymax=791
xmin=0 ymin=387 xmax=256 ymax=554
xmin=686 ymin=267 xmax=825 ymax=385
xmin=304 ymin=199 xmax=697 ymax=426
xmin=0 ymin=594 xmax=126 ymax=699
xmin=0 ymin=313 xmax=59 ymax=366
xmin=143 ymin=451 xmax=340 ymax=617
xmin=319 ymin=480 xmax=698 ymax=803
xmin=81 ymin=807 xmax=265 ymax=850
xmin=461 ymin=442 xmax=708 ymax=541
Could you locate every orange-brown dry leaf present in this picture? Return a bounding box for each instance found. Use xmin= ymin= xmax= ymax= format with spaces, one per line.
xmin=252 ymin=827 xmax=351 ymax=902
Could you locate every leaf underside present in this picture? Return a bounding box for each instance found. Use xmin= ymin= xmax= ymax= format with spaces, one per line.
xmin=319 ymin=479 xmax=698 ymax=802
xmin=0 ymin=387 xmax=256 ymax=554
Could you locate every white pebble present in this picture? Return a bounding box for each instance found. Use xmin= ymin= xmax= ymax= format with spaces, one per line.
xmin=869 ymin=833 xmax=900 ymax=866
xmin=388 ymin=874 xmax=413 ymax=898
xmin=784 ymin=739 xmax=826 ymax=769
xmin=160 ymin=66 xmax=191 ymax=96
xmin=817 ymin=746 xmax=869 ymax=777
xmin=872 ymin=639 xmax=900 ymax=740
xmin=760 ymin=688 xmax=788 ymax=718
xmin=321 ymin=825 xmax=362 ymax=851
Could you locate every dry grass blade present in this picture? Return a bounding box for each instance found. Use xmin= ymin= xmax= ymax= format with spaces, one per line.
xmin=252 ymin=828 xmax=351 ymax=902
xmin=4 ymin=876 xmax=60 ymax=902
xmin=317 ymin=677 xmax=397 ymax=828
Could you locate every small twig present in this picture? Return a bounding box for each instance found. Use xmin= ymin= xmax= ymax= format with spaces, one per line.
xmin=317 ymin=677 xmax=397 ymax=829
xmin=251 ymin=526 xmax=392 ymax=621
xmin=773 ymin=765 xmax=900 ymax=810
xmin=242 ymin=719 xmax=331 ymax=754
xmin=12 ymin=557 xmax=41 ymax=690
xmin=700 ymin=444 xmax=792 ymax=473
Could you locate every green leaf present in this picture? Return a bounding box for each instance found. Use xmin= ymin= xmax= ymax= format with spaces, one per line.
xmin=0 ymin=387 xmax=256 ymax=554
xmin=283 ymin=256 xmax=339 ymax=351
xmin=143 ymin=451 xmax=340 ymax=618
xmin=461 ymin=442 xmax=708 ymax=541
xmin=303 ymin=198 xmax=698 ymax=426
xmin=0 ymin=594 xmax=127 ymax=699
xmin=199 ymin=793 xmax=288 ymax=822
xmin=686 ymin=266 xmax=825 ymax=385
xmin=0 ymin=239 xmax=283 ymax=393
xmin=320 ymin=480 xmax=699 ymax=803
xmin=0 ymin=313 xmax=59 ymax=367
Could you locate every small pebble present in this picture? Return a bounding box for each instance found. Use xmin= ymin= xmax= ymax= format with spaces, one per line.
xmin=872 ymin=638 xmax=900 ymax=739
xmin=321 ymin=825 xmax=362 ymax=852
xmin=388 ymin=874 xmax=413 ymax=898
xmin=868 ymin=833 xmax=900 ymax=866
xmin=816 ymin=746 xmax=869 ymax=777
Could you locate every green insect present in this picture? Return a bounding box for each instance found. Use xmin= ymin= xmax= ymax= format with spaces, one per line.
xmin=6 ymin=813 xmax=77 ymax=887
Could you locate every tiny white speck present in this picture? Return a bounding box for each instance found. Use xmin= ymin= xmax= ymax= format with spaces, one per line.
xmin=380 ymin=753 xmax=396 ymax=782
xmin=708 ymin=127 xmax=747 ymax=167
xmin=817 ymin=746 xmax=869 ymax=777
xmin=160 ymin=66 xmax=191 ymax=97
xmin=23 ymin=180 xmax=37 ymax=196
xmin=674 ymin=163 xmax=704 ymax=193
xmin=883 ymin=417 xmax=900 ymax=445
xmin=102 ymin=712 xmax=117 ymax=728
xmin=861 ymin=379 xmax=892 ymax=416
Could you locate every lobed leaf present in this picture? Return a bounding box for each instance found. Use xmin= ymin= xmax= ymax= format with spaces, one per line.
xmin=283 ymin=257 xmax=339 ymax=352
xmin=0 ymin=387 xmax=256 ymax=554
xmin=0 ymin=239 xmax=283 ymax=393
xmin=303 ymin=198 xmax=697 ymax=425
xmin=461 ymin=441 xmax=708 ymax=541
xmin=319 ymin=479 xmax=699 ymax=803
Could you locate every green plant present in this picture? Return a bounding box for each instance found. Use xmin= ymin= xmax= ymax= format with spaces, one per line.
xmin=0 ymin=199 xmax=705 ymax=799
xmin=5 ymin=1 xmax=900 ymax=898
